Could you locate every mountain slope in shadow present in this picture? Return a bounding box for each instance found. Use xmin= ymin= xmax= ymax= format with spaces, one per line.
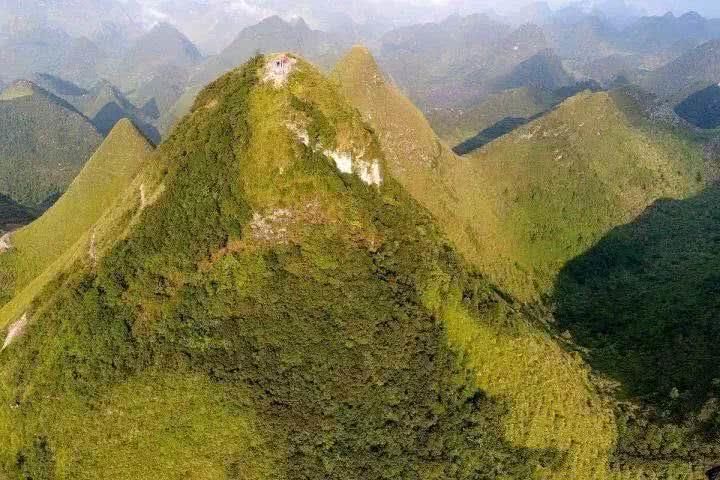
xmin=554 ymin=184 xmax=720 ymax=425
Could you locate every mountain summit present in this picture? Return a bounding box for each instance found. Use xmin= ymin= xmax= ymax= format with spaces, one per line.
xmin=0 ymin=54 xmax=563 ymax=478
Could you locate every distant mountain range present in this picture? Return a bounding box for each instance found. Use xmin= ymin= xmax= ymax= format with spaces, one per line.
xmin=4 ymin=5 xmax=720 ymax=135
xmin=4 ymin=5 xmax=720 ymax=474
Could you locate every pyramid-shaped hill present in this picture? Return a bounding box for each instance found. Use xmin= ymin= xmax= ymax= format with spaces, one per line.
xmin=0 ymin=119 xmax=153 ymax=316
xmin=333 ymin=45 xmax=720 ymax=479
xmin=0 ymin=81 xmax=103 ymax=211
xmin=0 ymin=55 xmax=614 ymax=478
xmin=333 ymin=46 xmax=706 ymax=299
xmin=332 ymin=46 xmax=529 ymax=296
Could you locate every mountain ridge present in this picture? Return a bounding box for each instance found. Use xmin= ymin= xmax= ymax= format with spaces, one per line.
xmin=0 ymin=53 xmax=578 ymax=479
xmin=0 ymin=80 xmax=102 ymax=211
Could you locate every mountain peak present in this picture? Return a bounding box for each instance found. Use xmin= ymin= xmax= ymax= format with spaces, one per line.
xmin=0 ymin=80 xmax=41 ymax=101
xmin=0 ymin=56 xmax=555 ymax=477
xmin=106 ymin=117 xmax=148 ymax=142
xmin=130 ymin=21 xmax=202 ymax=64
xmin=334 ymin=45 xmax=385 ymax=86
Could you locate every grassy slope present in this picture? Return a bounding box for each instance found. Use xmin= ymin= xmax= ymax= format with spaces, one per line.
xmin=338 ymin=48 xmax=707 ymax=298
xmin=0 ymin=56 xmax=566 ymax=479
xmin=459 ymin=89 xmax=705 ymax=295
xmin=334 ymin=46 xmax=717 ymax=480
xmin=427 ymin=87 xmax=550 ymax=145
xmin=0 ymin=119 xmax=153 ymax=319
xmin=333 ymin=46 xmax=616 ymax=480
xmin=0 ymin=83 xmax=103 ymax=210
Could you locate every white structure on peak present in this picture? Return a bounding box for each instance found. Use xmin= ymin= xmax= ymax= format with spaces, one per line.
xmin=264 ymin=54 xmax=297 ymax=87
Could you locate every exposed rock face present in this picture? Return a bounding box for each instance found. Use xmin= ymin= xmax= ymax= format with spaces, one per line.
xmin=263 ymin=53 xmax=297 ymax=87
xmin=2 ymin=313 xmax=28 ymax=351
xmin=0 ymin=233 xmax=12 ymax=253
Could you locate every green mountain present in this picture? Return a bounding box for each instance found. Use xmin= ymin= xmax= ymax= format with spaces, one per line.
xmin=0 ymin=80 xmax=103 ymax=211
xmin=674 ymin=84 xmax=720 ymax=129
xmin=428 ymin=87 xmax=553 ymax=145
xmin=335 ymin=46 xmax=704 ymax=301
xmin=452 ymin=81 xmax=603 ymax=155
xmin=106 ymin=22 xmax=202 ymax=92
xmin=335 ymin=45 xmax=718 ymax=480
xmin=333 ymin=45 xmax=616 ymax=480
xmin=0 ymin=119 xmax=153 ymax=313
xmin=554 ymin=186 xmax=720 ymax=474
xmin=0 ymin=54 xmax=616 ymax=479
xmin=491 ymin=49 xmax=573 ymax=93
xmin=641 ymin=39 xmax=720 ymax=100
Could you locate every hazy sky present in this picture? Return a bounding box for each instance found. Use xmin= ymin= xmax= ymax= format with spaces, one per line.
xmin=132 ymin=0 xmax=720 ymax=18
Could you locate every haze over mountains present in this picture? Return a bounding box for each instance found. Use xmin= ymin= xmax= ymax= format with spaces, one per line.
xmin=5 ymin=0 xmax=720 ymax=478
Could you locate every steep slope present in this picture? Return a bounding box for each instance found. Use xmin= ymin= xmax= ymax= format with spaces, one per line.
xmin=191 ymin=16 xmax=346 ymax=88
xmin=554 ymin=186 xmax=720 ymax=477
xmin=159 ymin=16 xmax=349 ymax=135
xmin=378 ymin=16 xmax=548 ymax=109
xmin=105 ymin=22 xmax=202 ymax=92
xmin=428 ymin=87 xmax=551 ymax=145
xmin=462 ymin=89 xmax=704 ymax=294
xmin=336 ymin=47 xmax=706 ymax=298
xmin=0 ymin=81 xmax=103 ymax=210
xmin=333 ymin=45 xmax=616 ymax=480
xmin=0 ymin=54 xmax=610 ymax=479
xmin=67 ymin=80 xmax=160 ymax=143
xmin=335 ymin=46 xmax=720 ymax=480
xmin=641 ymin=40 xmax=720 ymax=100
xmin=0 ymin=119 xmax=153 ymax=312
xmin=491 ymin=49 xmax=574 ymax=93
xmin=32 ymin=73 xmax=88 ymax=97
xmin=674 ymin=84 xmax=720 ymax=129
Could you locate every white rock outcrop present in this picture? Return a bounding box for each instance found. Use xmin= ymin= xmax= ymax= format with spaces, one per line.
xmin=0 ymin=233 xmax=12 ymax=254
xmin=2 ymin=313 xmax=29 ymax=351
xmin=264 ymin=54 xmax=297 ymax=87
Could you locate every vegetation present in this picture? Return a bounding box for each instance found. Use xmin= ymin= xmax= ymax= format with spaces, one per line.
xmin=334 ymin=46 xmax=720 ymax=479
xmin=675 ymin=84 xmax=720 ymax=129
xmin=0 ymin=119 xmax=153 ymax=315
xmin=428 ymin=87 xmax=551 ymax=145
xmin=334 ymin=46 xmax=705 ymax=300
xmin=0 ymin=195 xmax=36 ymax=233
xmin=333 ymin=45 xmax=617 ymax=479
xmin=0 ymin=81 xmax=103 ymax=211
xmin=429 ymin=81 xmax=602 ymax=153
xmin=554 ymin=185 xmax=720 ymax=476
xmin=0 ymin=54 xmax=581 ymax=479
